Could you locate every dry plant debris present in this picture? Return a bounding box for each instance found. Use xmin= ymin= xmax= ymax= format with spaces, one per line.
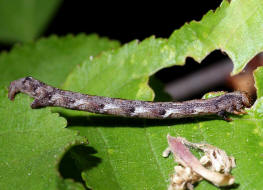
xmin=163 ymin=135 xmax=236 ymax=190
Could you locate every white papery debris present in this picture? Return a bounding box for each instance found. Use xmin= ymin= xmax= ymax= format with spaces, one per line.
xmin=163 ymin=135 xmax=236 ymax=190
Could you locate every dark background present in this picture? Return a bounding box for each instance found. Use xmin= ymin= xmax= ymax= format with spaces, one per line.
xmin=1 ymin=1 xmax=229 ymax=99
xmin=45 ymin=1 xmax=222 ymax=44
xmin=45 ymin=0 xmax=228 ymax=99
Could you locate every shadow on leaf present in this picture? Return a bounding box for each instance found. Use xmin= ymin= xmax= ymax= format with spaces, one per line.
xmin=220 ymin=183 xmax=240 ymax=190
xmin=59 ymin=145 xmax=102 ymax=189
xmin=58 ymin=111 xmax=224 ymax=128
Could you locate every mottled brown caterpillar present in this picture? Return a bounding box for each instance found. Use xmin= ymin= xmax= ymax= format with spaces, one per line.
xmin=8 ymin=77 xmax=251 ymax=120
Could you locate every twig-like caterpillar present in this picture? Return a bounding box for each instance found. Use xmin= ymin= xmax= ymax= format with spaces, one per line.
xmin=8 ymin=77 xmax=251 ymax=120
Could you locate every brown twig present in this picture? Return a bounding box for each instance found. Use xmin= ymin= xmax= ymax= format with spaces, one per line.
xmin=8 ymin=77 xmax=250 ymax=120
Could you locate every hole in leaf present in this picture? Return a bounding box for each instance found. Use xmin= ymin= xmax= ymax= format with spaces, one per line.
xmin=153 ymin=50 xmax=232 ymax=101
xmin=152 ymin=50 xmax=263 ymax=102
xmin=59 ymin=145 xmax=102 ymax=189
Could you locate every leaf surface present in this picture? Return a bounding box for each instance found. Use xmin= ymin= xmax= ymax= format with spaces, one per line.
xmin=0 ymin=34 xmax=120 ymax=87
xmin=0 ymin=89 xmax=87 ymax=190
xmin=0 ymin=35 xmax=119 ymax=189
xmin=0 ymin=0 xmax=62 ymax=43
xmin=1 ymin=0 xmax=263 ymax=189
xmin=59 ymin=0 xmax=263 ymax=189
xmin=168 ymin=0 xmax=263 ymax=74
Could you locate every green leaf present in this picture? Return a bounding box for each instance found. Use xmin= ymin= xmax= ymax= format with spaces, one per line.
xmin=254 ymin=67 xmax=263 ymax=98
xmin=249 ymin=67 xmax=263 ymax=118
xmin=0 ymin=0 xmax=62 ymax=43
xmin=202 ymin=91 xmax=226 ymax=99
xmin=0 ymin=34 xmax=119 ymax=189
xmin=58 ymin=0 xmax=263 ymax=189
xmin=0 ymin=89 xmax=87 ymax=190
xmin=168 ymin=0 xmax=263 ymax=75
xmin=2 ymin=0 xmax=263 ymax=189
xmin=0 ymin=34 xmax=120 ymax=87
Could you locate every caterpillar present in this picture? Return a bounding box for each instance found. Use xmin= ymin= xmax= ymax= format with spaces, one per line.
xmin=8 ymin=77 xmax=251 ymax=120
